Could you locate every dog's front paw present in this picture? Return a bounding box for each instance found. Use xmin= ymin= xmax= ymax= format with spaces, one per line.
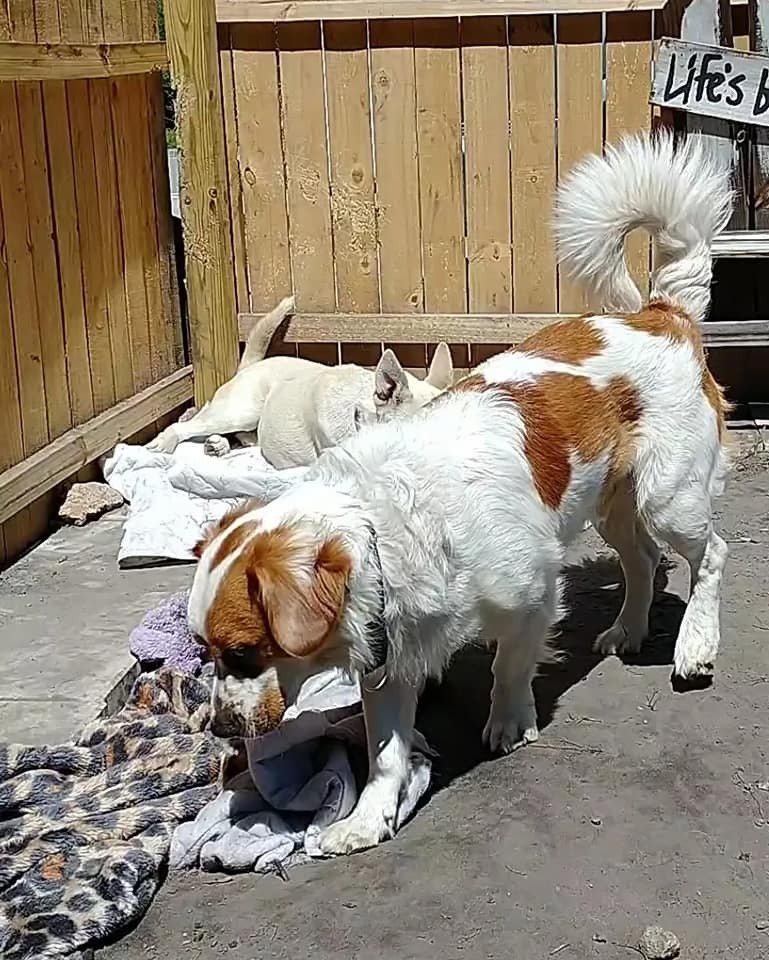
xmin=318 ymin=813 xmax=393 ymax=856
xmin=483 ymin=701 xmax=538 ymax=755
xmin=204 ymin=434 xmax=231 ymax=457
xmin=146 ymin=426 xmax=180 ymax=454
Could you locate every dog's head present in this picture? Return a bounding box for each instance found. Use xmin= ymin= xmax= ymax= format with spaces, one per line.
xmin=189 ymin=501 xmax=355 ymax=740
xmin=359 ymin=344 xmax=452 ymax=428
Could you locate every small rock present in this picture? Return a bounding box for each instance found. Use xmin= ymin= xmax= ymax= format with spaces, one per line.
xmin=59 ymin=482 xmax=123 ymax=526
xmin=755 ymin=919 xmax=769 ymax=931
xmin=592 ymin=933 xmax=607 ymax=943
xmin=590 ymin=817 xmax=602 ymax=826
xmin=639 ymin=925 xmax=680 ymax=959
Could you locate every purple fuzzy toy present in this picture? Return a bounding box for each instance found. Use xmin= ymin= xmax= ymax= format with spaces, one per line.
xmin=129 ymin=590 xmax=205 ymax=675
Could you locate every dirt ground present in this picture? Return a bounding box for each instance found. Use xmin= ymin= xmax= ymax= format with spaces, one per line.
xmin=99 ymin=434 xmax=769 ymax=960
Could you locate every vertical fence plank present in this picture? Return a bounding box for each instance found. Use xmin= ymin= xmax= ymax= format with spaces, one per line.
xmin=461 ymin=15 xmax=511 ymax=367
xmin=35 ymin=0 xmax=61 ymax=43
xmin=324 ymin=20 xmax=379 ymax=315
xmin=556 ymin=13 xmax=603 ymax=314
xmin=91 ymin=78 xmax=135 ymax=401
xmin=17 ymin=81 xmax=72 ymax=437
xmin=59 ymin=0 xmax=84 ymax=42
xmin=370 ymin=18 xmax=423 ymax=314
xmin=102 ymin=0 xmax=122 ymax=41
xmin=69 ymin=79 xmax=116 ymax=413
xmin=135 ymin=77 xmax=167 ymax=382
xmin=112 ymin=77 xmax=152 ymax=390
xmin=219 ymin=25 xmax=249 ymax=315
xmin=277 ymin=21 xmax=336 ymax=362
xmin=0 ymin=176 xmax=25 ymax=473
xmin=147 ymin=70 xmax=184 ymax=370
xmin=166 ymin=0 xmax=238 ymax=404
xmin=414 ymin=17 xmax=466 ymax=318
xmin=232 ymin=23 xmax=291 ymax=313
xmin=119 ymin=0 xmax=141 ymax=39
xmin=509 ymin=14 xmax=557 ymax=314
xmin=0 ymin=3 xmax=10 ymax=40
xmin=44 ymin=80 xmax=94 ymax=424
xmin=8 ymin=0 xmax=35 ymax=40
xmin=606 ymin=10 xmax=653 ymax=298
xmin=0 ymin=83 xmax=49 ymax=453
xmin=81 ymin=0 xmax=104 ymax=42
xmin=462 ymin=16 xmax=512 ymax=317
xmin=371 ymin=19 xmax=426 ymax=372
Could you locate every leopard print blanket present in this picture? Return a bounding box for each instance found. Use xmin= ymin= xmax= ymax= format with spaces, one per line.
xmin=0 ymin=668 xmax=224 ymax=960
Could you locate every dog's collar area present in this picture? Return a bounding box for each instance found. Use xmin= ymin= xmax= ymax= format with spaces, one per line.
xmin=362 ymin=526 xmax=389 ymax=692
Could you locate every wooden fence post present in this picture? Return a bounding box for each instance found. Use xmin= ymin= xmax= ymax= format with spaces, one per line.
xmin=165 ymin=0 xmax=238 ymax=404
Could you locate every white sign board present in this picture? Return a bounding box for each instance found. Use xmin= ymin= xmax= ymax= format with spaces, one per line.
xmin=651 ymin=37 xmax=769 ymax=128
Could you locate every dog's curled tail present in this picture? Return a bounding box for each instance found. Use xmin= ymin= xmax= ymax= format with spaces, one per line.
xmin=553 ymin=132 xmax=732 ymax=324
xmin=239 ymin=295 xmax=296 ymax=369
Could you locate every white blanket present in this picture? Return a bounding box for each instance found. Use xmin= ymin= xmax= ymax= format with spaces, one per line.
xmin=170 ymin=669 xmax=432 ymax=873
xmin=102 ymin=442 xmax=298 ymax=567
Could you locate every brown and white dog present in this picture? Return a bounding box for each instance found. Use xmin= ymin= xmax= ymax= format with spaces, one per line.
xmin=188 ymin=133 xmax=731 ymax=855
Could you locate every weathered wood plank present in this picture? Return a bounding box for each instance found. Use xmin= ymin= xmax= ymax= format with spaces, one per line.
xmin=0 ymin=40 xmax=167 ymax=79
xmin=217 ymin=0 xmax=667 ymax=24
xmin=325 ymin=20 xmax=380 ymax=312
xmin=0 ymin=367 xmax=193 ymax=525
xmin=370 ymin=18 xmax=424 ymax=313
xmin=509 ymin=14 xmax=557 ymax=312
xmin=556 ymin=13 xmax=603 ymax=313
xmin=462 ymin=16 xmax=512 ymax=315
xmin=165 ymin=0 xmax=238 ymax=404
xmin=414 ymin=18 xmax=466 ymax=313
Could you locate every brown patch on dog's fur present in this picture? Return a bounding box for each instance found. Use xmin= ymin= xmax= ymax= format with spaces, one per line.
xmin=623 ymin=300 xmax=729 ymax=437
xmin=517 ymin=316 xmax=607 ymax=364
xmin=211 ymin=521 xmax=258 ymax=569
xmin=454 ymin=371 xmax=642 ymax=510
xmin=193 ymin=501 xmax=262 ymax=559
xmin=204 ymin=526 xmax=351 ymax=663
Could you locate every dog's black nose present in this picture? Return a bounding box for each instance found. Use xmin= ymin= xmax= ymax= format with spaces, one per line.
xmin=210 ymin=712 xmax=243 ymax=740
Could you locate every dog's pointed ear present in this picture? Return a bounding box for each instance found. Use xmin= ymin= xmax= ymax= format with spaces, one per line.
xmin=246 ymin=531 xmax=351 ymax=658
xmin=426 ymin=342 xmax=453 ymax=389
xmin=374 ymin=349 xmax=411 ymax=407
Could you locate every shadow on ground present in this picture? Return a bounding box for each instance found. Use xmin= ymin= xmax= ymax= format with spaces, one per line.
xmin=417 ymin=553 xmax=686 ymax=792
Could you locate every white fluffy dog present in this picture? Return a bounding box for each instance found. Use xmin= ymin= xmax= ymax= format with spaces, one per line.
xmin=148 ymin=299 xmax=454 ymax=468
xmin=188 ymin=133 xmax=731 ymax=856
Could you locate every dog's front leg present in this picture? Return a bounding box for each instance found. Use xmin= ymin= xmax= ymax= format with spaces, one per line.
xmin=319 ymin=675 xmax=417 ymax=856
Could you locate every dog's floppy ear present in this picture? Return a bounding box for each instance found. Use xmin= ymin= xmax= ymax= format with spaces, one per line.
xmin=246 ymin=529 xmax=351 ymax=658
xmin=426 ymin=342 xmax=453 ymax=390
xmin=374 ymin=349 xmax=412 ymax=407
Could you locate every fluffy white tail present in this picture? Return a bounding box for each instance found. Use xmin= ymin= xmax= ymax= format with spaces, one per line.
xmin=553 ymin=132 xmax=732 ymax=324
xmin=239 ymin=295 xmax=296 ymax=369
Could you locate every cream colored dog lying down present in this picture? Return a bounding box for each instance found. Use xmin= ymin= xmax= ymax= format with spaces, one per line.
xmin=147 ymin=298 xmax=454 ymax=468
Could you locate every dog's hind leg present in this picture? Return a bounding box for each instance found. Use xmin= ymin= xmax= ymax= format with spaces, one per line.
xmin=482 ymin=582 xmax=558 ymax=755
xmin=147 ymin=394 xmax=263 ymax=455
xmin=647 ymin=491 xmax=727 ymax=681
xmin=593 ymin=483 xmax=661 ymax=658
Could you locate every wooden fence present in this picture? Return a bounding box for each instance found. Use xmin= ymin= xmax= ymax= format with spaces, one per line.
xmin=164 ymin=0 xmax=769 ymax=399
xmin=214 ymin=1 xmax=657 ymax=376
xmin=0 ymin=0 xmax=188 ymax=564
